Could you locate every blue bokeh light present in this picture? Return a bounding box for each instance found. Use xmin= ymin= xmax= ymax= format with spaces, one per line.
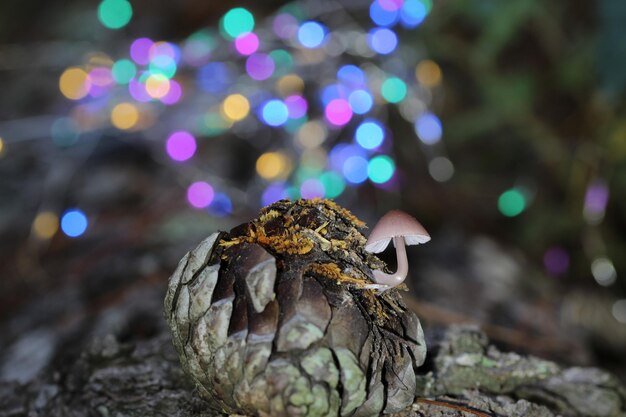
xmin=297 ymin=21 xmax=326 ymax=48
xmin=320 ymin=84 xmax=350 ymax=106
xmin=367 ymin=28 xmax=398 ymax=55
xmin=61 ymin=209 xmax=88 ymax=238
xmin=260 ymin=99 xmax=289 ymax=126
xmin=400 ymin=0 xmax=428 ymax=28
xmin=370 ymin=1 xmax=400 ymax=27
xmin=198 ymin=62 xmax=232 ymax=93
xmin=209 ymin=192 xmax=232 ymax=217
xmin=348 ymin=89 xmax=374 ymax=114
xmin=337 ymin=65 xmax=366 ymax=88
xmin=262 ymin=182 xmax=289 ymax=206
xmin=415 ymin=112 xmax=443 ymax=144
xmin=342 ymin=156 xmax=369 ymax=184
xmin=330 ymin=143 xmax=368 ymax=172
xmin=355 ymin=120 xmax=385 ymax=150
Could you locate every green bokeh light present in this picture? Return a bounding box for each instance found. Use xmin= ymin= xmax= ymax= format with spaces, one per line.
xmin=112 ymin=59 xmax=136 ymax=84
xmin=368 ymin=155 xmax=395 ymax=183
xmin=498 ymin=189 xmax=527 ymax=217
xmin=381 ymin=77 xmax=407 ymax=103
xmin=149 ymin=55 xmax=177 ymax=79
xmin=319 ymin=172 xmax=345 ymax=198
xmin=98 ymin=0 xmax=132 ymax=30
xmin=221 ymin=8 xmax=255 ymax=40
xmin=202 ymin=113 xmax=230 ymax=136
xmin=269 ymin=49 xmax=294 ymax=76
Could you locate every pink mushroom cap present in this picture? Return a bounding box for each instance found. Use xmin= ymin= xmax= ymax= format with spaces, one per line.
xmin=364 ymin=210 xmax=430 ymax=253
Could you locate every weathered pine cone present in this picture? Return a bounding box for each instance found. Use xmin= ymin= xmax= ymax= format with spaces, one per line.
xmin=164 ymin=199 xmax=426 ymax=416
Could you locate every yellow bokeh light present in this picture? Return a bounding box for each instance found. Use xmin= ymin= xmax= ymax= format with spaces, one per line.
xmin=145 ymin=74 xmax=170 ymax=99
xmin=111 ymin=102 xmax=139 ymax=130
xmin=221 ymin=94 xmax=250 ymax=122
xmin=276 ymin=74 xmax=304 ymax=97
xmin=32 ymin=211 xmax=59 ymax=239
xmin=416 ymin=60 xmax=442 ymax=88
xmin=256 ymin=151 xmax=292 ymax=180
xmin=296 ymin=121 xmax=327 ymax=149
xmin=0 ymin=137 xmax=4 ymax=155
xmin=59 ymin=67 xmax=91 ymax=100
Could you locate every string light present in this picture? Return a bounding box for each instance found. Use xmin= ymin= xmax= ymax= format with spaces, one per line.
xmin=32 ymin=212 xmax=59 ymax=239
xmin=111 ymin=102 xmax=139 ymax=130
xmin=61 ymin=209 xmax=88 ymax=238
xmin=368 ymin=155 xmax=395 ymax=183
xmin=380 ymin=77 xmax=407 ymax=103
xmin=98 ymin=0 xmax=132 ymax=29
xmin=256 ymin=152 xmax=291 ymax=180
xmin=222 ymin=94 xmax=250 ymax=122
xmin=59 ymin=67 xmax=90 ymax=100
xmin=356 ymin=120 xmax=385 ymax=149
xmin=187 ymin=182 xmax=215 ymax=209
xmin=415 ymin=112 xmax=443 ymax=144
xmin=297 ymin=21 xmax=326 ymax=48
xmin=416 ymin=59 xmax=442 ymax=87
xmin=221 ymin=8 xmax=255 ymax=40
xmin=166 ymin=131 xmax=196 ymax=162
xmin=498 ymin=188 xmax=527 ymax=217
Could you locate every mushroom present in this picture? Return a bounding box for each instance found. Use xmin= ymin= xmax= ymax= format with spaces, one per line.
xmin=364 ymin=210 xmax=430 ymax=288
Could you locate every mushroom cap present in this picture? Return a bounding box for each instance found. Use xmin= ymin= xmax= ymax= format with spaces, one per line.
xmin=364 ymin=210 xmax=430 ymax=253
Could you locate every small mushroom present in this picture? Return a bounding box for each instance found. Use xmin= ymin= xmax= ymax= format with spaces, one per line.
xmin=365 ymin=210 xmax=430 ymax=288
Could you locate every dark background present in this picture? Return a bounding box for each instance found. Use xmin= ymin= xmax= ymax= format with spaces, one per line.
xmin=1 ymin=0 xmax=625 ymax=386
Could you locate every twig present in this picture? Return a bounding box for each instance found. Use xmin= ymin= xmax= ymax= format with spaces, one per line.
xmin=415 ymin=398 xmax=493 ymax=417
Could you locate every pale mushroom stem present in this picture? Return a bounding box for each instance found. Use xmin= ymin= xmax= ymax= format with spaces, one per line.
xmin=372 ymin=236 xmax=408 ymax=288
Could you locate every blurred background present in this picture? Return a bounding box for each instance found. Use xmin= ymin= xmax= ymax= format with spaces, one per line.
xmin=1 ymin=0 xmax=625 ymax=388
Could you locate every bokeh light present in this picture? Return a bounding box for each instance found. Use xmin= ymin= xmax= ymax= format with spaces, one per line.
xmin=182 ymin=30 xmax=215 ymax=66
xmin=348 ymin=89 xmax=374 ymax=115
xmin=128 ymin=78 xmax=152 ymax=102
xmin=544 ymin=247 xmax=570 ymax=276
xmin=198 ymin=62 xmax=232 ymax=93
xmin=296 ymin=121 xmax=327 ymax=148
xmin=130 ymin=38 xmax=154 ymax=65
xmin=379 ymin=0 xmax=404 ymax=11
xmin=591 ymin=257 xmax=617 ymax=286
xmin=416 ymin=59 xmax=442 ymax=87
xmin=98 ymin=0 xmax=132 ymax=30
xmin=380 ymin=76 xmax=407 ymax=103
xmin=319 ymin=172 xmax=345 ymax=198
xmin=584 ymin=181 xmax=609 ymax=224
xmin=111 ymin=59 xmax=136 ymax=84
xmin=370 ymin=1 xmax=400 ymax=26
xmin=498 ymin=188 xmax=527 ymax=217
xmin=356 ymin=120 xmax=385 ymax=149
xmin=260 ymin=100 xmax=289 ymax=126
xmin=209 ymin=193 xmax=233 ymax=217
xmin=61 ymin=209 xmax=88 ymax=238
xmin=415 ymin=112 xmax=443 ymax=144
xmin=32 ymin=212 xmax=59 ymax=240
xmin=246 ymin=53 xmax=275 ymax=80
xmin=273 ymin=13 xmax=299 ymax=39
xmin=612 ymin=300 xmax=626 ymax=324
xmin=187 ymin=182 xmax=215 ymax=209
xmin=234 ymin=32 xmax=259 ymax=55
xmin=160 ymin=79 xmax=182 ymax=105
xmin=277 ymin=74 xmax=305 ymax=96
xmin=368 ymin=155 xmax=395 ymax=183
xmin=51 ymin=117 xmax=80 ymax=147
xmin=221 ymin=8 xmax=255 ymax=40
xmin=0 ymin=137 xmax=4 ymax=156
xmin=222 ymin=94 xmax=250 ymax=122
xmin=342 ymin=155 xmax=369 ymax=184
xmin=111 ymin=102 xmax=139 ymax=130
xmin=400 ymin=0 xmax=430 ymax=28
xmin=256 ymin=151 xmax=291 ymax=180
xmin=166 ymin=131 xmax=196 ymax=162
xmin=300 ymin=178 xmax=325 ymax=199
xmin=325 ymin=99 xmax=353 ymax=126
xmin=297 ymin=21 xmax=326 ymax=48
xmin=145 ymin=74 xmax=171 ymax=99
xmin=368 ymin=28 xmax=398 ymax=55
xmin=262 ymin=182 xmax=289 ymax=206
xmin=337 ymin=65 xmax=366 ymax=88
xmin=59 ymin=67 xmax=90 ymax=100
xmin=428 ymin=156 xmax=454 ymax=182
xmin=285 ymin=95 xmax=308 ymax=119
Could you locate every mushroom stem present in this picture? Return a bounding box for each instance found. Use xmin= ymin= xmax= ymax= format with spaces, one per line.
xmin=372 ymin=236 xmax=408 ymax=287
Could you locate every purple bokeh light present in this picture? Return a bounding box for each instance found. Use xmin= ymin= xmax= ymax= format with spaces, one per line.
xmin=166 ymin=131 xmax=197 ymax=161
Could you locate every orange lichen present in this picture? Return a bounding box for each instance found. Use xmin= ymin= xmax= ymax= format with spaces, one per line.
xmin=306 ymin=262 xmax=375 ymax=289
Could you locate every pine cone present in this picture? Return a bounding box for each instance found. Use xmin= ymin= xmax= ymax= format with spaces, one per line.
xmin=164 ymin=199 xmax=426 ymax=416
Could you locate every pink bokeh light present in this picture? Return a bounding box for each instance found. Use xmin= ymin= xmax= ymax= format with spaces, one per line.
xmin=234 ymin=32 xmax=260 ymax=56
xmin=325 ymin=99 xmax=353 ymax=126
xmin=166 ymin=131 xmax=196 ymax=161
xmin=187 ymin=181 xmax=215 ymax=208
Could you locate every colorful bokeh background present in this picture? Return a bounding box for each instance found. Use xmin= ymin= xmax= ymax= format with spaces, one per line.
xmin=1 ymin=0 xmax=626 ymax=384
